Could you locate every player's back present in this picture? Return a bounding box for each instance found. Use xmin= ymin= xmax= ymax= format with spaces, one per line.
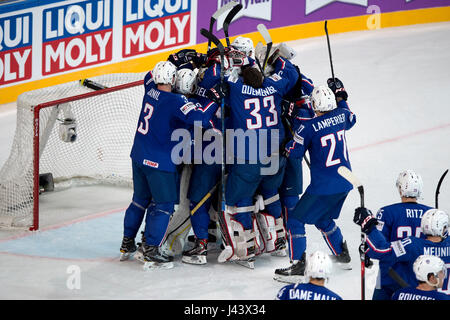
xmin=131 ymin=78 xmax=192 ymax=172
xmin=302 ymin=105 xmax=355 ymax=194
xmin=392 ymin=286 xmax=450 ymax=300
xmin=276 ymin=283 xmax=342 ymax=300
xmin=377 ymin=202 xmax=432 ymax=240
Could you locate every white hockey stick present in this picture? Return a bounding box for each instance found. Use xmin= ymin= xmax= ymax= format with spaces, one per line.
xmin=256 ymin=23 xmax=273 ymax=72
xmin=208 ymin=1 xmax=238 ymax=51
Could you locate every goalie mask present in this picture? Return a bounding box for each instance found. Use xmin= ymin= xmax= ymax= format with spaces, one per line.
xmin=413 ymin=255 xmax=447 ymax=287
xmin=231 ymin=36 xmax=254 ymax=58
xmin=311 ymin=85 xmax=337 ymax=112
xmin=421 ymin=209 xmax=449 ymax=238
xmin=175 ymin=68 xmax=198 ymax=95
xmin=396 ymin=169 xmax=423 ymax=199
xmin=152 ymin=61 xmax=177 ymax=86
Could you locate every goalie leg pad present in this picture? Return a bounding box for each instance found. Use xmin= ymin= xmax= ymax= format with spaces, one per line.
xmin=218 ymin=204 xmax=256 ymax=262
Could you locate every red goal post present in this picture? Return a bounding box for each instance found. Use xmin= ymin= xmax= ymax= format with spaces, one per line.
xmin=0 ymin=74 xmax=145 ymax=230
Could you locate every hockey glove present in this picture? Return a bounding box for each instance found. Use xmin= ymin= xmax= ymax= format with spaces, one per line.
xmin=168 ymin=49 xmax=198 ymax=68
xmin=327 ymin=77 xmax=348 ymax=101
xmin=353 ymin=207 xmax=378 ymax=234
xmin=207 ymin=82 xmax=229 ymax=105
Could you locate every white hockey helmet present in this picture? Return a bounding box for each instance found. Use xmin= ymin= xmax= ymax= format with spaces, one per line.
xmin=231 ymin=36 xmax=254 ymax=57
xmin=396 ymin=169 xmax=423 ymax=199
xmin=311 ymin=85 xmax=337 ymax=112
xmin=152 ymin=61 xmax=177 ymax=86
xmin=175 ymin=68 xmax=198 ymax=95
xmin=421 ymin=208 xmax=449 ymax=238
xmin=413 ymin=255 xmax=447 ymax=287
xmin=305 ymin=251 xmax=333 ymax=280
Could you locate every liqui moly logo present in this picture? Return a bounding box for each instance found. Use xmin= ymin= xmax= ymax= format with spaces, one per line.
xmin=42 ymin=0 xmax=113 ymax=75
xmin=0 ymin=13 xmax=32 ymax=86
xmin=215 ymin=0 xmax=272 ymax=30
xmin=123 ymin=0 xmax=194 ymax=58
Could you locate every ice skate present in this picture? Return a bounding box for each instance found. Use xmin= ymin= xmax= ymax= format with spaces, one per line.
xmin=182 ymin=239 xmax=208 ymax=265
xmin=274 ymin=253 xmax=306 ymax=283
xmin=271 ymin=237 xmax=287 ymax=257
xmin=119 ymin=236 xmax=137 ymax=261
xmin=142 ymin=244 xmax=174 ymax=270
xmin=331 ymin=241 xmax=352 ymax=270
xmin=134 ymin=232 xmax=146 ymax=263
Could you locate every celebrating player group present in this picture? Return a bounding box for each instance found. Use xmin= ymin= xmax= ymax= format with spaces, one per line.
xmin=117 ymin=3 xmax=449 ymax=301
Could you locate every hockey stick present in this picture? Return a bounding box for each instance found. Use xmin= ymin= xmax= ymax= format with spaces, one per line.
xmin=80 ymin=78 xmax=108 ymax=90
xmin=324 ymin=21 xmax=335 ymax=83
xmin=435 ymin=169 xmax=448 ymax=208
xmin=200 ymin=28 xmax=233 ymax=252
xmin=207 ymin=1 xmax=238 ymax=52
xmin=337 ymin=166 xmax=366 ymax=300
xmin=257 ymin=23 xmax=273 ymax=73
xmin=223 ymin=2 xmax=243 ymax=47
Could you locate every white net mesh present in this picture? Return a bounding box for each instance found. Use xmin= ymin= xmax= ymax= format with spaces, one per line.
xmin=0 ymin=73 xmax=146 ymax=228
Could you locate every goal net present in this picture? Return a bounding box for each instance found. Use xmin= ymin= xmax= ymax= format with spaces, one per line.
xmin=0 ymin=73 xmax=147 ymax=230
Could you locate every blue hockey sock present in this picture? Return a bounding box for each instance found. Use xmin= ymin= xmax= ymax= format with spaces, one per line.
xmin=123 ymin=197 xmax=149 ymax=238
xmin=144 ymin=202 xmax=174 ymax=246
xmin=190 ymin=201 xmax=211 ymax=240
xmin=316 ymin=220 xmax=344 ymax=256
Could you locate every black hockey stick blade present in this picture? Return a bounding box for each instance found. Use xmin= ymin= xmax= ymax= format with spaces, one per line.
xmin=80 ymin=78 xmax=108 ymax=91
xmin=223 ymin=2 xmax=243 ymax=46
xmin=208 ymin=1 xmax=238 ymax=51
xmin=435 ymin=169 xmax=448 ymax=208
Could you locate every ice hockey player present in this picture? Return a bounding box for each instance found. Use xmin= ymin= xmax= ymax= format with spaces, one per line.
xmin=231 ymin=36 xmax=254 ymax=58
xmin=391 ymin=255 xmax=449 ymax=300
xmin=276 ymin=251 xmax=342 ymax=300
xmin=371 ymin=169 xmax=433 ymax=300
xmin=275 ymin=82 xmax=356 ymax=282
xmin=209 ymin=55 xmax=299 ymax=267
xmin=119 ymin=60 xmax=219 ymax=269
xmin=354 ymin=207 xmax=450 ymax=295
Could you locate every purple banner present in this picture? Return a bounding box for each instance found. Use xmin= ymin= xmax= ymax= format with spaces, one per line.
xmin=196 ymin=0 xmax=450 ymax=43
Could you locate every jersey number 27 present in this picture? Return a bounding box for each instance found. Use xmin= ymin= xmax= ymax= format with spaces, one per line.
xmin=320 ymin=129 xmax=348 ymax=167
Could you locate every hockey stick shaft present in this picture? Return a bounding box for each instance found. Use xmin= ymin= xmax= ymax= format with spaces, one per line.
xmin=324 ymin=21 xmax=335 ymax=82
xmin=435 ymin=169 xmax=448 ymax=208
xmin=337 ymin=166 xmax=365 ymax=300
xmin=200 ymin=28 xmax=233 ymax=248
xmin=223 ymin=2 xmax=242 ymax=47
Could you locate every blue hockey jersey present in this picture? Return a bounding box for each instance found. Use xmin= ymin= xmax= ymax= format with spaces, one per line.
xmin=375 ymin=202 xmax=433 ymax=289
xmin=392 ymin=286 xmax=450 ymax=300
xmin=130 ymin=71 xmax=218 ymax=172
xmin=225 ymin=57 xmax=299 ymax=162
xmin=276 ymin=283 xmax=342 ymax=300
xmin=284 ymin=100 xmax=356 ymax=195
xmin=365 ymin=228 xmax=450 ymax=295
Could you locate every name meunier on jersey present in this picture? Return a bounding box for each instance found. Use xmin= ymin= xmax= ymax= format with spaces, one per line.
xmin=423 ymin=246 xmax=450 ymax=257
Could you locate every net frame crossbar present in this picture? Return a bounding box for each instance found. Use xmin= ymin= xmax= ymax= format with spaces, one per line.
xmin=30 ymin=79 xmax=143 ymax=231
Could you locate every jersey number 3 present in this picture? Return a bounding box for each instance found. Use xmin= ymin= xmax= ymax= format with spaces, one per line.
xmin=137 ymin=103 xmax=154 ymax=135
xmin=320 ymin=130 xmax=347 ymax=167
xmin=244 ymin=96 xmax=278 ymax=129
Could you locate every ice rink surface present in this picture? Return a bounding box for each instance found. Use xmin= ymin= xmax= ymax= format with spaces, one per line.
xmin=0 ymin=21 xmax=449 ymax=300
